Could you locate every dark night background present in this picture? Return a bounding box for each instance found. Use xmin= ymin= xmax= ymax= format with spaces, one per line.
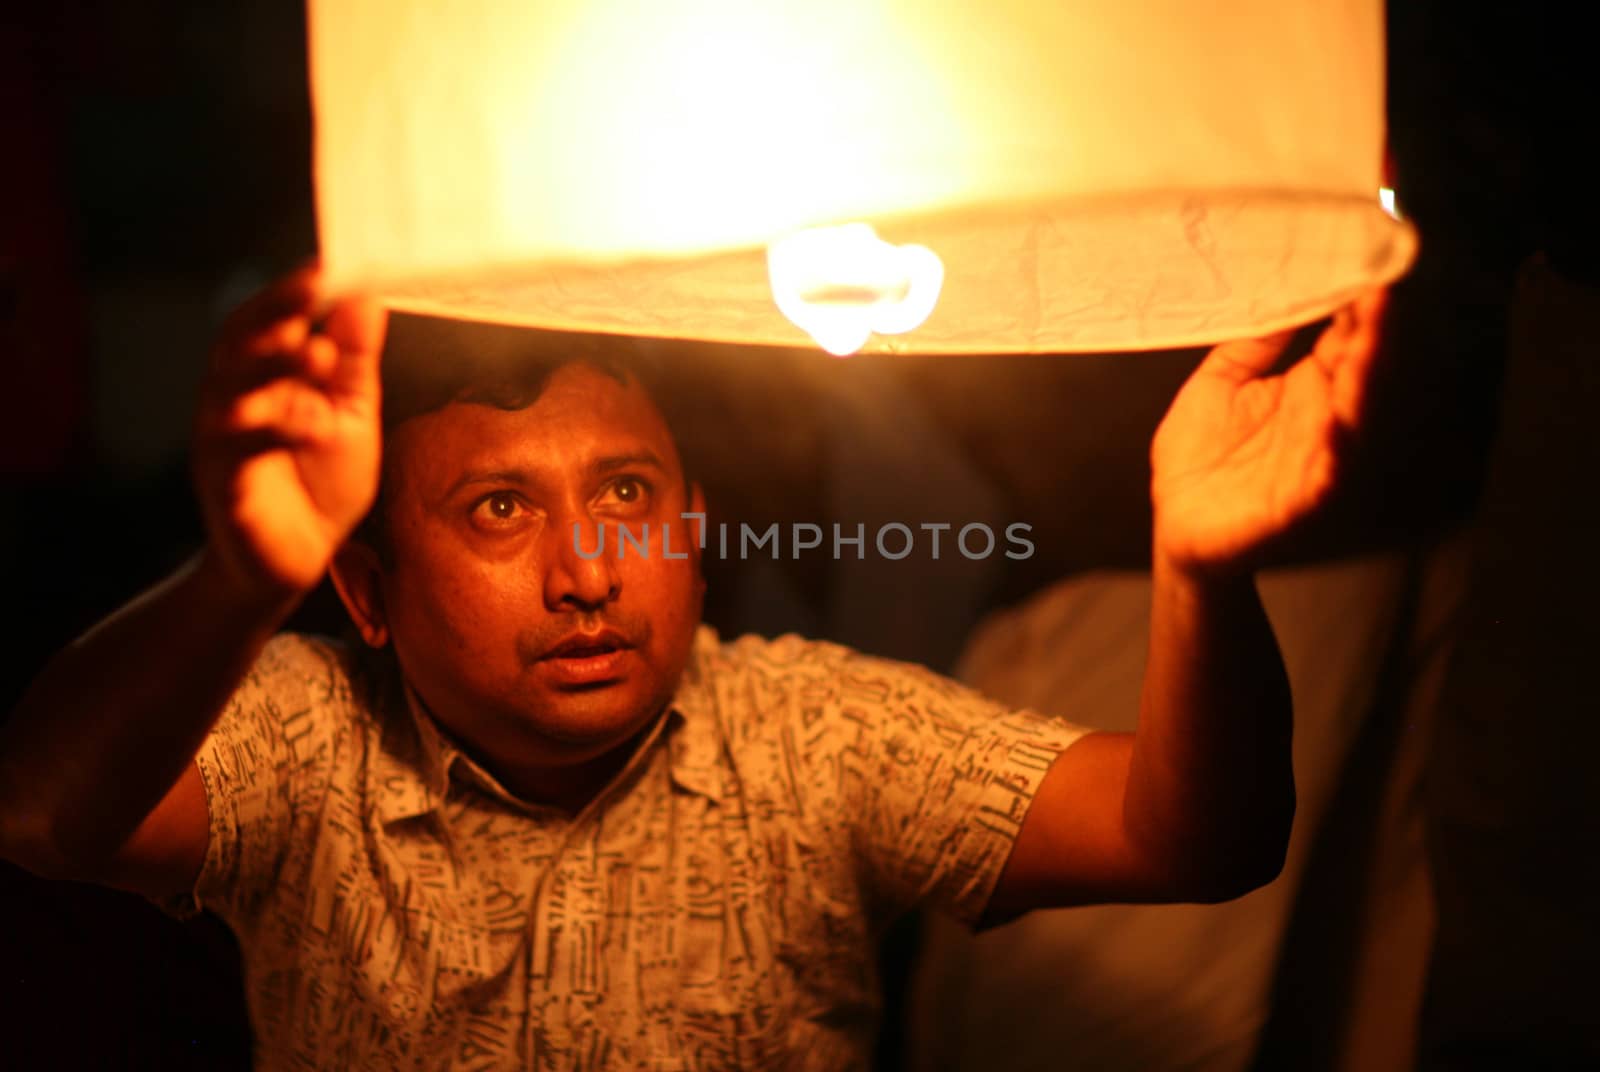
xmin=2 ymin=1 xmax=1596 ymax=1068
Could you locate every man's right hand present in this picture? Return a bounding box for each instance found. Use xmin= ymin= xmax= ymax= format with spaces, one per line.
xmin=192 ymin=266 xmax=387 ymax=604
xmin=0 ymin=267 xmax=384 ymax=891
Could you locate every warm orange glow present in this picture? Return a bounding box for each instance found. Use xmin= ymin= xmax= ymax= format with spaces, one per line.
xmin=311 ymin=0 xmax=1415 ymax=354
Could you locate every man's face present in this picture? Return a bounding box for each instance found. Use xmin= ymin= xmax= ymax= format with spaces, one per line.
xmin=374 ymin=364 xmax=705 ymax=774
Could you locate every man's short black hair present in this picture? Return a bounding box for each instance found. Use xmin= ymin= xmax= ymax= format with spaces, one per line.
xmin=354 ymin=312 xmax=683 ymax=560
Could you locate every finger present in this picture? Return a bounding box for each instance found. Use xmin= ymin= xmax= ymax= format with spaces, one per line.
xmin=211 ymin=378 xmax=337 ymax=445
xmin=208 ymin=350 xmax=309 ymax=395
xmin=300 ymin=334 xmax=341 ymax=384
xmin=219 ymin=264 xmax=321 ymax=346
xmin=210 ymin=267 xmax=323 ymax=380
xmin=239 ymin=314 xmax=312 ymax=360
xmin=1331 ymin=287 xmax=1391 ymax=429
xmin=1195 ymin=328 xmax=1297 ymax=385
xmin=1308 ymin=306 xmax=1358 ymax=378
xmin=207 ymin=336 xmax=338 ymax=400
xmin=319 ymin=293 xmax=388 ymax=401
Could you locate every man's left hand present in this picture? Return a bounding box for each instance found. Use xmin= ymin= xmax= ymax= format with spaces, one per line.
xmin=1150 ymin=288 xmax=1389 ymax=577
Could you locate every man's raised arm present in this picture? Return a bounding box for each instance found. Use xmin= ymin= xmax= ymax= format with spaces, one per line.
xmin=0 ymin=268 xmax=385 ymax=898
xmin=993 ymin=290 xmax=1390 ymax=915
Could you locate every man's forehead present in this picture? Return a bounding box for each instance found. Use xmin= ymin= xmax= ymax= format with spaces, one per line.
xmin=388 ymin=364 xmax=681 ymax=484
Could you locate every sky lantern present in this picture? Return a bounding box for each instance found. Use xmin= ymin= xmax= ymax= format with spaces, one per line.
xmin=310 ymin=0 xmax=1415 ymax=357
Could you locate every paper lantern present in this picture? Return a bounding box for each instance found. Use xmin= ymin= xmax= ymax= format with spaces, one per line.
xmin=310 ymin=0 xmax=1415 ymax=355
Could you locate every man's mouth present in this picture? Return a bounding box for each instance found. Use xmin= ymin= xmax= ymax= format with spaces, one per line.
xmin=541 ymin=630 xmax=630 ymax=660
xmin=537 ymin=630 xmax=634 ymax=686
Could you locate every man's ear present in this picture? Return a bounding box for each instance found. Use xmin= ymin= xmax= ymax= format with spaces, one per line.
xmin=330 ymin=540 xmax=390 ymax=648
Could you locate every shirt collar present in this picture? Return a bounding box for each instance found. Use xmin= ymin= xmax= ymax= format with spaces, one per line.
xmin=372 ymin=625 xmax=724 ymax=827
xmin=663 ymin=625 xmax=723 ymax=800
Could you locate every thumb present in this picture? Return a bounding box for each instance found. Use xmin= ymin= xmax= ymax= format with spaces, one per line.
xmin=1194 ymin=328 xmax=1296 ymax=385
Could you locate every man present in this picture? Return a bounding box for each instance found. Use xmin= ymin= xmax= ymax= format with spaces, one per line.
xmin=0 ymin=265 xmax=1388 ymax=1069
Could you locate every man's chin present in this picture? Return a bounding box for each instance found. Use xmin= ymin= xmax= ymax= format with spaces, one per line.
xmin=516 ymin=683 xmax=665 ymax=756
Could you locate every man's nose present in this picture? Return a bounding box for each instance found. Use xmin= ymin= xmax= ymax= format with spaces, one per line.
xmin=543 ymin=516 xmax=620 ymax=611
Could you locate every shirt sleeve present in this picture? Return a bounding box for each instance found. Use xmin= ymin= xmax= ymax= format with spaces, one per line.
xmin=153 ymin=633 xmax=348 ymax=926
xmin=781 ymin=638 xmax=1092 ymax=929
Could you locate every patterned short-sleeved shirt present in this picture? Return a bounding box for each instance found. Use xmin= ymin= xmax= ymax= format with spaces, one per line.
xmin=165 ymin=626 xmax=1088 ymax=1070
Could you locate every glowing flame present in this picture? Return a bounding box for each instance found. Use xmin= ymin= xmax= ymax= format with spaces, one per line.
xmin=767 ymin=223 xmax=944 ymax=356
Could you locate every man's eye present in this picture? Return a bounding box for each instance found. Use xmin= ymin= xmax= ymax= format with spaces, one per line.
xmin=603 ymin=476 xmax=652 ymax=508
xmin=472 ymin=492 xmax=527 ymax=525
